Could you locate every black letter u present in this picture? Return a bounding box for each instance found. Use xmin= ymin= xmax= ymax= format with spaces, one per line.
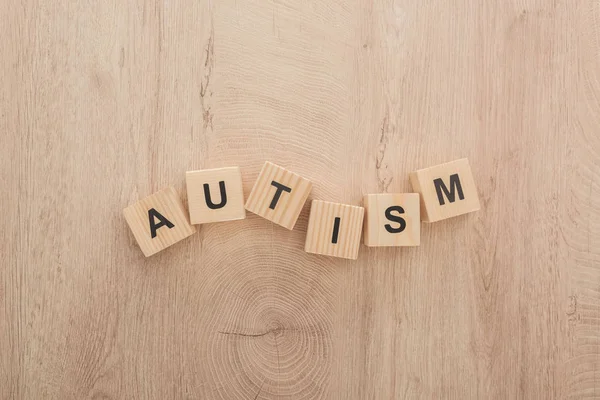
xmin=203 ymin=181 xmax=228 ymax=209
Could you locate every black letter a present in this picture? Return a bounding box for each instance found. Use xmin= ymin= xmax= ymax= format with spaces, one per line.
xmin=433 ymin=174 xmax=465 ymax=205
xmin=203 ymin=181 xmax=228 ymax=210
xmin=148 ymin=208 xmax=174 ymax=238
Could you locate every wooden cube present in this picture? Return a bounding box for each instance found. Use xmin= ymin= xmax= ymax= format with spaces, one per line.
xmin=186 ymin=167 xmax=246 ymax=225
xmin=123 ymin=187 xmax=196 ymax=257
xmin=304 ymin=200 xmax=364 ymax=260
xmin=363 ymin=193 xmax=420 ymax=247
xmin=245 ymin=161 xmax=312 ymax=230
xmin=409 ymin=158 xmax=480 ymax=222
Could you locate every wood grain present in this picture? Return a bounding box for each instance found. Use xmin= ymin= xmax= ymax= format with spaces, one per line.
xmin=1 ymin=0 xmax=599 ymax=398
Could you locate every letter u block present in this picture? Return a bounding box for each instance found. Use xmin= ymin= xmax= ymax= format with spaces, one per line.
xmin=123 ymin=187 xmax=196 ymax=256
xmin=186 ymin=167 xmax=246 ymax=224
xmin=409 ymin=158 xmax=480 ymax=222
xmin=245 ymin=161 xmax=312 ymax=230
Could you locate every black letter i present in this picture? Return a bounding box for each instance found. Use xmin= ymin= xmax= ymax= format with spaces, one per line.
xmin=331 ymin=217 xmax=341 ymax=244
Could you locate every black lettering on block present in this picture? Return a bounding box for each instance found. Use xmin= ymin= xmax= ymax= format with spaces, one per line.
xmin=331 ymin=217 xmax=341 ymax=244
xmin=148 ymin=208 xmax=175 ymax=238
xmin=269 ymin=181 xmax=292 ymax=209
xmin=433 ymin=174 xmax=464 ymax=205
xmin=384 ymin=206 xmax=406 ymax=233
xmin=203 ymin=181 xmax=228 ymax=210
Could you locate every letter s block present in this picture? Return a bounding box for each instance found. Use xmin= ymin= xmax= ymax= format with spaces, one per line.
xmin=123 ymin=187 xmax=196 ymax=257
xmin=363 ymin=193 xmax=420 ymax=247
xmin=409 ymin=158 xmax=480 ymax=222
xmin=186 ymin=167 xmax=246 ymax=224
xmin=245 ymin=161 xmax=312 ymax=230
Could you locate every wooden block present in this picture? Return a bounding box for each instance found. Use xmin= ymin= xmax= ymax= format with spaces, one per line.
xmin=363 ymin=193 xmax=420 ymax=247
xmin=186 ymin=167 xmax=246 ymax=224
xmin=123 ymin=187 xmax=196 ymax=257
xmin=245 ymin=161 xmax=312 ymax=230
xmin=304 ymin=200 xmax=364 ymax=260
xmin=409 ymin=158 xmax=480 ymax=222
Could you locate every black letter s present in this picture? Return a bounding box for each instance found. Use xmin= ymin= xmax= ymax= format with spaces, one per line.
xmin=384 ymin=206 xmax=406 ymax=233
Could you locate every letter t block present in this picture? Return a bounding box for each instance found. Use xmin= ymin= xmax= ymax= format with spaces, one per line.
xmin=245 ymin=161 xmax=312 ymax=229
xmin=409 ymin=158 xmax=480 ymax=222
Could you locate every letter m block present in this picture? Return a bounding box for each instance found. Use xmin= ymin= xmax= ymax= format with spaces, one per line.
xmin=409 ymin=158 xmax=480 ymax=222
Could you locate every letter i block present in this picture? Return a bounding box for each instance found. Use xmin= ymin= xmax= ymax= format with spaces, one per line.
xmin=186 ymin=167 xmax=246 ymax=224
xmin=245 ymin=161 xmax=312 ymax=230
xmin=123 ymin=187 xmax=196 ymax=256
xmin=409 ymin=158 xmax=480 ymax=222
xmin=305 ymin=200 xmax=364 ymax=260
xmin=363 ymin=193 xmax=420 ymax=247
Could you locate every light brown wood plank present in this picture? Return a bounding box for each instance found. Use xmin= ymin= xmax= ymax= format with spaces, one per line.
xmin=1 ymin=0 xmax=599 ymax=398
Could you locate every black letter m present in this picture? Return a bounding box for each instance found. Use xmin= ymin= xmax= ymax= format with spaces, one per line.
xmin=433 ymin=174 xmax=464 ymax=205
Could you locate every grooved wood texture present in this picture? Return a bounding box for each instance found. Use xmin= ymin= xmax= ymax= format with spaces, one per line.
xmin=2 ymin=0 xmax=600 ymax=398
xmin=305 ymin=200 xmax=365 ymax=260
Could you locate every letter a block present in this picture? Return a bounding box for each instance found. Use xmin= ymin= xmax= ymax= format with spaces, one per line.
xmin=363 ymin=193 xmax=420 ymax=247
xmin=409 ymin=158 xmax=480 ymax=222
xmin=123 ymin=187 xmax=196 ymax=257
xmin=186 ymin=167 xmax=246 ymax=224
xmin=305 ymin=200 xmax=364 ymax=260
xmin=245 ymin=161 xmax=312 ymax=230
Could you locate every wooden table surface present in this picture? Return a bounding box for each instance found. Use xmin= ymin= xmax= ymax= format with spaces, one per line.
xmin=2 ymin=0 xmax=600 ymax=398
